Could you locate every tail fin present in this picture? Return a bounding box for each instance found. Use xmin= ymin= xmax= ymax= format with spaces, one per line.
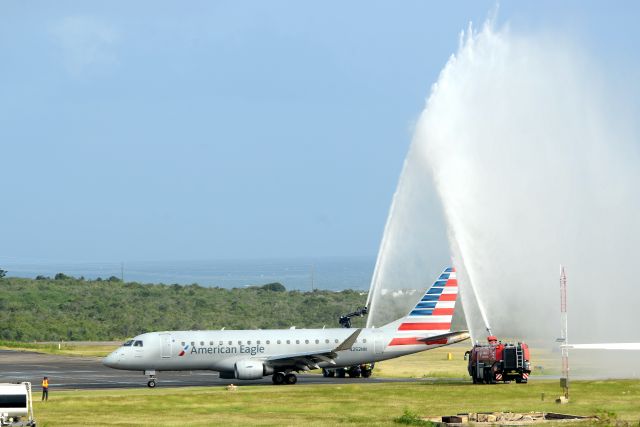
xmin=382 ymin=267 xmax=460 ymax=346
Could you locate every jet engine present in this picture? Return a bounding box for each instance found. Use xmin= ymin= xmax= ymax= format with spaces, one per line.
xmin=234 ymin=360 xmax=272 ymax=380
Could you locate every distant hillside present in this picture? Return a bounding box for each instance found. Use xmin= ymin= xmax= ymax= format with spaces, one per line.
xmin=0 ymin=277 xmax=367 ymax=341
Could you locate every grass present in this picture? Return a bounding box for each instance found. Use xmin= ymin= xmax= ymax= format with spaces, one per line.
xmin=0 ymin=341 xmax=118 ymax=357
xmin=32 ymin=380 xmax=640 ymax=426
xmin=375 ymin=343 xmax=469 ymax=378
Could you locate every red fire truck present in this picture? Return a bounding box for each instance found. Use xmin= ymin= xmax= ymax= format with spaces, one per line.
xmin=466 ymin=336 xmax=531 ymax=384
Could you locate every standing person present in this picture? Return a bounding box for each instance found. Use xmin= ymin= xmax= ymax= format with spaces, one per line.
xmin=41 ymin=376 xmax=49 ymax=401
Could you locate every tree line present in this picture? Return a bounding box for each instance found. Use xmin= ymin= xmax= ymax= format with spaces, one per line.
xmin=0 ymin=275 xmax=367 ymax=342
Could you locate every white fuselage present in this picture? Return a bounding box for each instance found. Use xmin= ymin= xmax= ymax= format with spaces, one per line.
xmin=103 ymin=327 xmax=451 ymax=374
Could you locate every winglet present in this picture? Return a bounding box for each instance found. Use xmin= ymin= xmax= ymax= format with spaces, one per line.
xmin=333 ymin=328 xmax=361 ymax=352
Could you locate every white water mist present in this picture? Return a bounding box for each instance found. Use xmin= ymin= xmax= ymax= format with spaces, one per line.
xmin=369 ymin=19 xmax=640 ymax=374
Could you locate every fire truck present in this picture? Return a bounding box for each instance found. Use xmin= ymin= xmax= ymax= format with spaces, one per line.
xmin=465 ymin=336 xmax=531 ymax=384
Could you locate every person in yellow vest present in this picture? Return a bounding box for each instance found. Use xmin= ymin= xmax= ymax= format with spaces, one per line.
xmin=41 ymin=376 xmax=49 ymax=401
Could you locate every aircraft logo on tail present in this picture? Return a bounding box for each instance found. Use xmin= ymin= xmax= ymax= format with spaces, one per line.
xmin=389 ymin=267 xmax=459 ymax=346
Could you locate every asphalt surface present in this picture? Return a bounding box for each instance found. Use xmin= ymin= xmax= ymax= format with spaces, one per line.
xmin=0 ymin=350 xmax=447 ymax=390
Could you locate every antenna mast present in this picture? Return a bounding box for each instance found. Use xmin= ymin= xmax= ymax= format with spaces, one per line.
xmin=560 ymin=265 xmax=569 ymax=400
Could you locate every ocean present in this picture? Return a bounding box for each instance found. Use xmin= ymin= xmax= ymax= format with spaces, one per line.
xmin=1 ymin=256 xmax=375 ymax=292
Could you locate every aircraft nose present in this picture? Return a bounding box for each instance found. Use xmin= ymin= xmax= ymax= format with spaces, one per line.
xmin=103 ymin=351 xmax=119 ymax=368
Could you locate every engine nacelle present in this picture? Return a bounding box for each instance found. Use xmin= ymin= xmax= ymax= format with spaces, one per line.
xmin=234 ymin=360 xmax=270 ymax=380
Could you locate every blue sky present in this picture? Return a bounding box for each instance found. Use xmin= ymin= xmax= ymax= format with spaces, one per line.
xmin=1 ymin=1 xmax=638 ymax=263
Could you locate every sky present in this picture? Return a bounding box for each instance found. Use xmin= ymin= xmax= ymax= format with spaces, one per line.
xmin=1 ymin=1 xmax=639 ymax=263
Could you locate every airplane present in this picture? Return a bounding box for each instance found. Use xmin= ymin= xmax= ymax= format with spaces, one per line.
xmin=103 ymin=267 xmax=470 ymax=387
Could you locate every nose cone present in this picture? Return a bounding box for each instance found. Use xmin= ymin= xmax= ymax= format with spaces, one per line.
xmin=103 ymin=351 xmax=119 ymax=368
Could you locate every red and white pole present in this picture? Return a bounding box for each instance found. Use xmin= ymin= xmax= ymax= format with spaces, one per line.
xmin=560 ymin=265 xmax=569 ymax=399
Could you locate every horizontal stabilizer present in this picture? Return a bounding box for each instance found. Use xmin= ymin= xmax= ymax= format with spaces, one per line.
xmin=416 ymin=330 xmax=470 ymax=345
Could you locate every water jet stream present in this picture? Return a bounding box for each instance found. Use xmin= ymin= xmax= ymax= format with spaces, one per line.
xmin=368 ymin=20 xmax=640 ymax=377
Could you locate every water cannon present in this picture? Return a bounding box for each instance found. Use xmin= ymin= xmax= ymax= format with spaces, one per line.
xmin=338 ymin=306 xmax=368 ymax=328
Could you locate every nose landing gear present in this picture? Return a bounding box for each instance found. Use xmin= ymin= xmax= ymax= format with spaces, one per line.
xmin=145 ymin=370 xmax=157 ymax=388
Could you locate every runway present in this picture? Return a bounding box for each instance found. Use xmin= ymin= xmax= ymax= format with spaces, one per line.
xmin=0 ymin=350 xmax=442 ymax=390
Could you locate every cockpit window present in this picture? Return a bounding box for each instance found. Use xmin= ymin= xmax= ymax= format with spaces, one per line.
xmin=123 ymin=340 xmax=134 ymax=347
xmin=134 ymin=340 xmax=143 ymax=347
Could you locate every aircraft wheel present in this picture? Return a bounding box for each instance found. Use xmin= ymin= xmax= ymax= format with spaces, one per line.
xmin=147 ymin=379 xmax=156 ymax=388
xmin=322 ymin=368 xmax=330 ymax=378
xmin=272 ymin=372 xmax=285 ymax=385
xmin=336 ymin=368 xmax=346 ymax=378
xmin=284 ymin=373 xmax=297 ymax=385
xmin=348 ymin=367 xmax=361 ymax=378
xmin=361 ymin=369 xmax=372 ymax=378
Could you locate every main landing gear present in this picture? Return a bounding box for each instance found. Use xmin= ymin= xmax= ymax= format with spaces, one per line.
xmin=145 ymin=370 xmax=157 ymax=388
xmin=272 ymin=371 xmax=297 ymax=385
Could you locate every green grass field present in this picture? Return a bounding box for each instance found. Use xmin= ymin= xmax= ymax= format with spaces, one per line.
xmin=32 ymin=380 xmax=640 ymax=426
xmin=0 ymin=341 xmax=119 ymax=357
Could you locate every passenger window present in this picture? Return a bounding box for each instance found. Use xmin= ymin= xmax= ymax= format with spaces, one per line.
xmin=325 ymin=339 xmax=329 ymax=344
xmin=305 ymin=340 xmax=309 ymax=344
xmin=181 ymin=342 xmax=185 ymax=346
xmin=134 ymin=340 xmax=143 ymax=347
xmin=315 ymin=339 xmax=319 ymax=344
xmin=335 ymin=339 xmax=339 ymax=343
xmin=247 ymin=341 xmax=251 ymax=345
xmin=210 ymin=341 xmax=213 ymax=346
xmin=256 ymin=340 xmax=260 ymax=345
xmin=228 ymin=341 xmax=232 ymax=345
xmin=363 ymin=339 xmax=367 ymax=343
xmin=286 ymin=340 xmax=290 ymax=344
xmin=296 ymin=340 xmax=300 ymax=344
xmin=219 ymin=341 xmax=223 ymax=345
xmin=238 ymin=341 xmax=242 ymax=345
xmin=200 ymin=341 xmax=204 ymax=346
xmin=123 ymin=340 xmax=133 ymax=347
xmin=191 ymin=342 xmax=195 ymax=346
xmin=277 ymin=340 xmax=282 ymax=344
xmin=266 ymin=340 xmax=270 ymax=345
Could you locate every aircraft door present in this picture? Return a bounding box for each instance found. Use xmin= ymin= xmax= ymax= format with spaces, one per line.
xmin=373 ymin=329 xmax=385 ymax=355
xmin=160 ymin=333 xmax=172 ymax=358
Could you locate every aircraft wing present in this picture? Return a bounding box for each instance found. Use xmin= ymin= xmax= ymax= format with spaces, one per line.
xmin=263 ymin=329 xmax=362 ymax=370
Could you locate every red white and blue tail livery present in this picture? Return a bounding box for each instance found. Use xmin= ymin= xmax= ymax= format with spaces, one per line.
xmin=382 ymin=267 xmax=466 ymax=351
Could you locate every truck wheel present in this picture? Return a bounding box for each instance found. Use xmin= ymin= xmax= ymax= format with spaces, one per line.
xmin=336 ymin=368 xmax=346 ymax=378
xmin=361 ymin=369 xmax=372 ymax=378
xmin=483 ymin=368 xmax=494 ymax=384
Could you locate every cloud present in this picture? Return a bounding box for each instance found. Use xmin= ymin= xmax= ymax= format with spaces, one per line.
xmin=51 ymin=16 xmax=121 ymax=75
